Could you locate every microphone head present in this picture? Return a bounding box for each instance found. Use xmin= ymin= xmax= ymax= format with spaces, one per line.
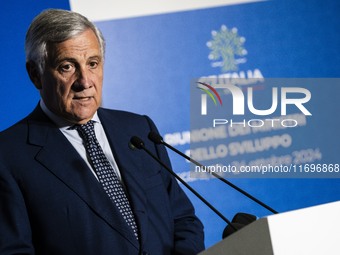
xmin=129 ymin=136 xmax=145 ymax=149
xmin=222 ymin=212 xmax=257 ymax=238
xmin=232 ymin=212 xmax=257 ymax=225
xmin=148 ymin=131 xmax=163 ymax=144
xmin=222 ymin=223 xmax=245 ymax=239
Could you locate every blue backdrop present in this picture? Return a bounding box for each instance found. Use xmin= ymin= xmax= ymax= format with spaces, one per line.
xmin=1 ymin=0 xmax=340 ymax=248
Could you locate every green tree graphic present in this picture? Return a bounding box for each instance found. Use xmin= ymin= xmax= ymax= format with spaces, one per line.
xmin=207 ymin=25 xmax=247 ymax=72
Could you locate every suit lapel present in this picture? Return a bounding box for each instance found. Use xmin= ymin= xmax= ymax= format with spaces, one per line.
xmin=27 ymin=106 xmax=139 ymax=248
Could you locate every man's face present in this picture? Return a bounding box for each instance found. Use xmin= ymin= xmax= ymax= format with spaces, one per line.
xmin=35 ymin=29 xmax=104 ymax=124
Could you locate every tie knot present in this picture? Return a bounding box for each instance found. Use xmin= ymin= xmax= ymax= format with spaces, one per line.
xmin=75 ymin=120 xmax=96 ymax=141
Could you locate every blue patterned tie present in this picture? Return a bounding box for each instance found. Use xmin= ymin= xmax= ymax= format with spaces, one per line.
xmin=76 ymin=121 xmax=139 ymax=239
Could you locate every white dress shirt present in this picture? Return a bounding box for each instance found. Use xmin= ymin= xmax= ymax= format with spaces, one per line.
xmin=40 ymin=100 xmax=122 ymax=181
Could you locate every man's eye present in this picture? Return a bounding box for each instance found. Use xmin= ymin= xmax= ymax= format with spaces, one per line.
xmin=89 ymin=61 xmax=98 ymax=69
xmin=59 ymin=64 xmax=74 ymax=72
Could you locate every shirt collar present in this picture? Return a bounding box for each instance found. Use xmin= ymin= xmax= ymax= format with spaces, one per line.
xmin=40 ymin=99 xmax=100 ymax=129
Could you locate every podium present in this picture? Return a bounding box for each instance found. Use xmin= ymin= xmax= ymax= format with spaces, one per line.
xmin=199 ymin=201 xmax=340 ymax=255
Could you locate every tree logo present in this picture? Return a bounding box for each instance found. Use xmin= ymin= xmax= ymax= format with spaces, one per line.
xmin=207 ymin=25 xmax=247 ymax=72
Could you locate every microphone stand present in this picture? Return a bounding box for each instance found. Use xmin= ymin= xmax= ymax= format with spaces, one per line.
xmin=130 ymin=136 xmax=238 ymax=232
xmin=148 ymin=131 xmax=278 ymax=214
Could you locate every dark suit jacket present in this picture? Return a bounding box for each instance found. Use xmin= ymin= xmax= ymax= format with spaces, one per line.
xmin=0 ymin=105 xmax=204 ymax=255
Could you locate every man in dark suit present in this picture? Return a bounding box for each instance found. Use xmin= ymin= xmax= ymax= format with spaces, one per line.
xmin=0 ymin=9 xmax=204 ymax=255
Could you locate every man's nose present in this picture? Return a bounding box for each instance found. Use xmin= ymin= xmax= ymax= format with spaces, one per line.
xmin=74 ymin=67 xmax=92 ymax=90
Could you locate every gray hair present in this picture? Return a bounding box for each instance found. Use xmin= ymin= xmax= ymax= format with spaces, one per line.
xmin=25 ymin=9 xmax=105 ymax=74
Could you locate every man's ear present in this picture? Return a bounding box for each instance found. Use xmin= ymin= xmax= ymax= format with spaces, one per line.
xmin=26 ymin=61 xmax=42 ymax=90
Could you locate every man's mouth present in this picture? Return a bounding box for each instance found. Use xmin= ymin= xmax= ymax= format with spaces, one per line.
xmin=73 ymin=96 xmax=93 ymax=101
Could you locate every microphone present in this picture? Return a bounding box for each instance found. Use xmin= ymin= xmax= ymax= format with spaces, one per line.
xmin=148 ymin=131 xmax=278 ymax=214
xmin=222 ymin=212 xmax=257 ymax=238
xmin=129 ymin=136 xmax=238 ymax=234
